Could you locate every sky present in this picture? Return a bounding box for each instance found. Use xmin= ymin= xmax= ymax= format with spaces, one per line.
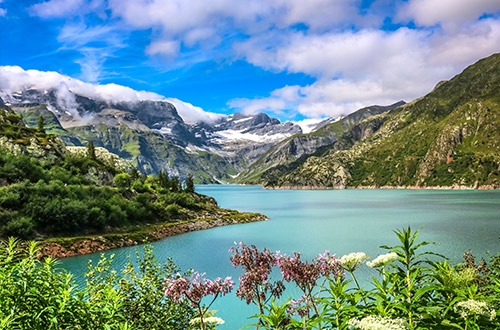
xmin=1 ymin=0 xmax=500 ymax=124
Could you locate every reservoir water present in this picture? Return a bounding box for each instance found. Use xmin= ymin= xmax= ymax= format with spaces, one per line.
xmin=60 ymin=185 xmax=500 ymax=329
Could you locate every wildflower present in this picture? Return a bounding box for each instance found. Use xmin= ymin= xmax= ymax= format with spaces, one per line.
xmin=164 ymin=272 xmax=233 ymax=330
xmin=287 ymin=296 xmax=313 ymax=318
xmin=340 ymin=252 xmax=369 ymax=272
xmin=189 ymin=316 xmax=225 ymax=325
xmin=229 ymin=241 xmax=285 ymax=305
xmin=454 ymin=299 xmax=496 ymax=321
xmin=366 ymin=252 xmax=398 ymax=268
xmin=348 ymin=315 xmax=407 ymax=330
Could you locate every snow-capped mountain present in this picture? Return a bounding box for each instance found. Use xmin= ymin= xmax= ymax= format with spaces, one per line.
xmin=0 ymin=68 xmax=305 ymax=181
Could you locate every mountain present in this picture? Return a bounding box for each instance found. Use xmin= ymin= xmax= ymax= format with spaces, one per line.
xmin=236 ymin=101 xmax=405 ymax=184
xmin=0 ymin=85 xmax=302 ymax=183
xmin=0 ymin=103 xmax=265 ymax=247
xmin=266 ymin=53 xmax=500 ymax=189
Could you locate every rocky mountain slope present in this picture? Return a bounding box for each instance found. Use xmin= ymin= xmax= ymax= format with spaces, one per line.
xmin=0 ymin=87 xmax=303 ymax=183
xmin=267 ymin=53 xmax=500 ymax=189
xmin=236 ymin=101 xmax=405 ymax=184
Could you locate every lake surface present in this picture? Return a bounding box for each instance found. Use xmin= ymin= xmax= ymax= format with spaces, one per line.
xmin=60 ymin=186 xmax=500 ymax=329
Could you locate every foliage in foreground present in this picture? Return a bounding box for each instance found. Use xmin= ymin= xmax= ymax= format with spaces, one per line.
xmin=226 ymin=227 xmax=499 ymax=330
xmin=1 ymin=228 xmax=499 ymax=329
xmin=0 ymin=238 xmax=195 ymax=330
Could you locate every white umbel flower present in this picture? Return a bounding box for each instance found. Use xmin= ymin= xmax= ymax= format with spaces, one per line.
xmin=189 ymin=316 xmax=225 ymax=325
xmin=454 ymin=299 xmax=496 ymax=321
xmin=340 ymin=252 xmax=369 ymax=271
xmin=366 ymin=252 xmax=398 ymax=268
xmin=348 ymin=315 xmax=407 ymax=330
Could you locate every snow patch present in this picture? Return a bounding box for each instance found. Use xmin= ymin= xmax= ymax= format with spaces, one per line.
xmin=232 ymin=117 xmax=252 ymax=124
xmin=293 ymin=118 xmax=324 ymax=133
xmin=155 ymin=127 xmax=172 ymax=135
xmin=214 ymin=129 xmax=291 ymax=143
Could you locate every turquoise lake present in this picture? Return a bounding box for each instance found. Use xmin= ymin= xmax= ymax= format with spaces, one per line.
xmin=60 ymin=185 xmax=500 ymax=329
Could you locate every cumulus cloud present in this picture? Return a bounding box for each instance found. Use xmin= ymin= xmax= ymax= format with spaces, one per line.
xmin=230 ymin=17 xmax=500 ymax=118
xmin=21 ymin=0 xmax=500 ymax=121
xmin=106 ymin=0 xmax=365 ymax=63
xmin=0 ymin=66 xmax=223 ymax=124
xmin=146 ymin=40 xmax=180 ymax=57
xmin=398 ymin=0 xmax=500 ymax=29
xmin=166 ymin=98 xmax=224 ymax=124
xmin=0 ymin=8 xmax=6 ymax=17
xmin=0 ymin=66 xmax=164 ymax=103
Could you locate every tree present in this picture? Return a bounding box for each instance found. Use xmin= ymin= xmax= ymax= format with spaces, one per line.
xmin=170 ymin=177 xmax=180 ymax=192
xmin=186 ymin=175 xmax=194 ymax=193
xmin=158 ymin=170 xmax=169 ymax=189
xmin=37 ymin=115 xmax=45 ymax=132
xmin=113 ymin=173 xmax=132 ymax=189
xmin=129 ymin=167 xmax=140 ymax=181
xmin=87 ymin=141 xmax=96 ymax=160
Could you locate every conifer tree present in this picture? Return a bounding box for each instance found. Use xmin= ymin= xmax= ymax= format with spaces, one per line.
xmin=170 ymin=177 xmax=180 ymax=192
xmin=37 ymin=115 xmax=45 ymax=132
xmin=186 ymin=175 xmax=194 ymax=193
xmin=87 ymin=141 xmax=96 ymax=160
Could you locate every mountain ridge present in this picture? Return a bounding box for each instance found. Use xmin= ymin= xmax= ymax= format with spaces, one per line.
xmin=265 ymin=53 xmax=500 ymax=189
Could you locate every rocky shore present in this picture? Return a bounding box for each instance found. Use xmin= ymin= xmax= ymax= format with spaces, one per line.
xmin=266 ymin=184 xmax=500 ymax=190
xmin=40 ymin=211 xmax=268 ymax=259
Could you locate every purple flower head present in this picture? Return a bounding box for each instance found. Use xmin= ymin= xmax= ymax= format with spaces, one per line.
xmin=164 ymin=271 xmax=234 ymax=307
xmin=277 ymin=250 xmax=342 ymax=291
xmin=229 ymin=241 xmax=285 ymax=305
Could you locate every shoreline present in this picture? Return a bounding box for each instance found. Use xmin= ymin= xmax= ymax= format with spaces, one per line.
xmin=39 ymin=210 xmax=268 ymax=259
xmin=265 ymin=184 xmax=500 ymax=190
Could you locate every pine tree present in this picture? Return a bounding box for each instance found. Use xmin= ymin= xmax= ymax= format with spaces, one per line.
xmin=129 ymin=167 xmax=140 ymax=180
xmin=186 ymin=175 xmax=194 ymax=193
xmin=170 ymin=177 xmax=180 ymax=192
xmin=87 ymin=141 xmax=96 ymax=160
xmin=37 ymin=115 xmax=45 ymax=132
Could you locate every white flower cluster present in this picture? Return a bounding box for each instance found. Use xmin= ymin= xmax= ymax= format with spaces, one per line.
xmin=340 ymin=252 xmax=369 ymax=271
xmin=189 ymin=316 xmax=225 ymax=325
xmin=348 ymin=315 xmax=407 ymax=330
xmin=454 ymin=299 xmax=496 ymax=321
xmin=366 ymin=252 xmax=398 ymax=268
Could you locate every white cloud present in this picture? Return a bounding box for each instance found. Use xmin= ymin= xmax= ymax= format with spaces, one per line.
xmin=0 ymin=66 xmax=164 ymax=103
xmin=0 ymin=66 xmax=222 ymax=125
xmin=29 ymin=0 xmax=105 ymax=18
xmin=228 ymin=97 xmax=288 ymax=116
xmin=24 ymin=0 xmax=500 ymax=121
xmin=398 ymin=0 xmax=500 ymax=29
xmin=166 ymin=98 xmax=224 ymax=124
xmin=57 ymin=23 xmax=126 ymax=82
xmin=230 ymin=18 xmax=500 ymax=118
xmin=29 ymin=0 xmax=84 ymax=18
xmin=0 ymin=8 xmax=6 ymax=17
xmin=107 ymin=0 xmax=364 ymax=62
xmin=146 ymin=40 xmax=180 ymax=57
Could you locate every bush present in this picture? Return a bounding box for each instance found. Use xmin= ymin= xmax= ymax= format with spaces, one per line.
xmin=165 ymin=203 xmax=182 ymax=217
xmin=0 ymin=239 xmax=195 ymax=330
xmin=114 ymin=173 xmax=131 ymax=189
xmin=1 ymin=217 xmax=34 ymax=239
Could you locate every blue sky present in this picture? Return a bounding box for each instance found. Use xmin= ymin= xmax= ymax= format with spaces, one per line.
xmin=1 ymin=0 xmax=500 ymax=123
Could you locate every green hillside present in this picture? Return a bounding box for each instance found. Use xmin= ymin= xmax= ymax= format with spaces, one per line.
xmin=0 ymin=103 xmax=261 ymax=243
xmin=236 ymin=102 xmax=404 ymax=184
xmin=268 ymin=53 xmax=500 ymax=189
